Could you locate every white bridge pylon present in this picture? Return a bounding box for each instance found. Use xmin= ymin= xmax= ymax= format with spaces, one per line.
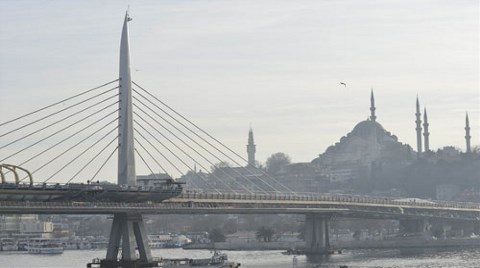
xmin=107 ymin=12 xmax=152 ymax=265
xmin=118 ymin=11 xmax=136 ymax=187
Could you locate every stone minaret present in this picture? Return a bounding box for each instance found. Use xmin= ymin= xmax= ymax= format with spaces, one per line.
xmin=370 ymin=89 xmax=376 ymax=122
xmin=423 ymin=107 xmax=430 ymax=153
xmin=247 ymin=128 xmax=256 ymax=167
xmin=465 ymin=112 xmax=471 ymax=153
xmin=415 ymin=97 xmax=423 ymax=156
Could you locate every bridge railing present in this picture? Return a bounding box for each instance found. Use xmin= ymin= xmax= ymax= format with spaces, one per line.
xmin=178 ymin=190 xmax=480 ymax=210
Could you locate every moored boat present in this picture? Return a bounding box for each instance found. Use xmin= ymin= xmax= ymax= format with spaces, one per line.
xmin=26 ymin=238 xmax=64 ymax=254
xmin=0 ymin=238 xmax=17 ymax=251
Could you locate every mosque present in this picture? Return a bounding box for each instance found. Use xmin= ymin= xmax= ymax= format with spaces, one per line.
xmin=310 ymin=90 xmax=414 ymax=184
xmin=181 ymin=90 xmax=476 ymax=197
xmin=246 ymin=90 xmax=476 ymax=195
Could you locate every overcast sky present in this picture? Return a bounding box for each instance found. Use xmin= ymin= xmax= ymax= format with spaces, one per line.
xmin=0 ymin=0 xmax=478 ymax=180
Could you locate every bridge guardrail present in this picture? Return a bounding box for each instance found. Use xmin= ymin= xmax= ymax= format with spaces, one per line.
xmin=178 ymin=190 xmax=480 ymax=210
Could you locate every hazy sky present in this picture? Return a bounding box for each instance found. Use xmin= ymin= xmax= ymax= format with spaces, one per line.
xmin=0 ymin=1 xmax=478 ymax=179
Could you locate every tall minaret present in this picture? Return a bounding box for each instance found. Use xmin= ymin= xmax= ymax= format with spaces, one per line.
xmin=465 ymin=112 xmax=471 ymax=153
xmin=370 ymin=89 xmax=376 ymax=122
xmin=246 ymin=128 xmax=256 ymax=168
xmin=118 ymin=12 xmax=136 ymax=186
xmin=423 ymin=107 xmax=430 ymax=153
xmin=415 ymin=96 xmax=423 ymax=156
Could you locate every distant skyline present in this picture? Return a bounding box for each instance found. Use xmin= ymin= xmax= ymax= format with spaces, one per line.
xmin=0 ymin=1 xmax=478 ymax=175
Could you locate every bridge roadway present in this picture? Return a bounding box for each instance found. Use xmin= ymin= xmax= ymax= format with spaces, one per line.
xmin=1 ymin=191 xmax=479 ymax=221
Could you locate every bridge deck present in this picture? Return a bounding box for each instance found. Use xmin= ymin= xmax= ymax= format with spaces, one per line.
xmin=1 ymin=191 xmax=479 ymax=221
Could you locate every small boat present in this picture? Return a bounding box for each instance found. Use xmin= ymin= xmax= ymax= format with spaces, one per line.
xmin=0 ymin=238 xmax=17 ymax=251
xmin=26 ymin=238 xmax=64 ymax=254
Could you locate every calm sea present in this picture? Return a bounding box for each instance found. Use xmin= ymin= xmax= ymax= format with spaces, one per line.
xmin=0 ymin=248 xmax=479 ymax=268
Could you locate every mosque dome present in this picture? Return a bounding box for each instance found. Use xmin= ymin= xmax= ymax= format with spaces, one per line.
xmin=351 ymin=120 xmax=386 ymax=140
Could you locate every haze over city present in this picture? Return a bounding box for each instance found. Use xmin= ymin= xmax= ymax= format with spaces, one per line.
xmin=0 ymin=0 xmax=478 ymax=179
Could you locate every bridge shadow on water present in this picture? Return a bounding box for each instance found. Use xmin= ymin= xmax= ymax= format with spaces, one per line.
xmin=306 ymin=253 xmax=332 ymax=263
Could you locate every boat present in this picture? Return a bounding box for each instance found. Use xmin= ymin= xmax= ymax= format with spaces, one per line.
xmin=148 ymin=234 xmax=172 ymax=248
xmin=0 ymin=238 xmax=17 ymax=251
xmin=87 ymin=251 xmax=240 ymax=268
xmin=160 ymin=251 xmax=240 ymax=268
xmin=26 ymin=238 xmax=64 ymax=254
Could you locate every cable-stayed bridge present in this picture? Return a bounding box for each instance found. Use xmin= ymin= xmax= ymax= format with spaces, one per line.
xmin=1 ymin=12 xmax=479 ymax=268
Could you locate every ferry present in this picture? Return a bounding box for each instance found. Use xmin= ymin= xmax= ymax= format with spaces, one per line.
xmin=26 ymin=238 xmax=64 ymax=254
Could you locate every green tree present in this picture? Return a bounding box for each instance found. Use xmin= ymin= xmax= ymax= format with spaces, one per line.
xmin=223 ymin=219 xmax=238 ymax=235
xmin=256 ymin=226 xmax=275 ymax=242
xmin=209 ymin=228 xmax=226 ymax=242
xmin=266 ymin=152 xmax=291 ymax=174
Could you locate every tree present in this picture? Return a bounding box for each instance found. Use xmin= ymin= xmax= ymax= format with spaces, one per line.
xmin=209 ymin=228 xmax=226 ymax=242
xmin=297 ymin=224 xmax=305 ymax=241
xmin=266 ymin=152 xmax=291 ymax=174
xmin=256 ymin=226 xmax=275 ymax=242
xmin=223 ymin=219 xmax=238 ymax=235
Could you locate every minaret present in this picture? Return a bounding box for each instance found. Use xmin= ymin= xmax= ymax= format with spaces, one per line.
xmin=118 ymin=12 xmax=136 ymax=186
xmin=246 ymin=128 xmax=256 ymax=168
xmin=415 ymin=97 xmax=423 ymax=156
xmin=465 ymin=112 xmax=471 ymax=153
xmin=423 ymin=107 xmax=430 ymax=153
xmin=370 ymin=89 xmax=376 ymax=122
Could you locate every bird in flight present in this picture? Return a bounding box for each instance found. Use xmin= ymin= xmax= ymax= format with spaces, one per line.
xmin=339 ymin=82 xmax=347 ymax=87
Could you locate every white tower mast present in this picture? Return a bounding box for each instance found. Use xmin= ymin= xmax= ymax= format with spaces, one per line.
xmin=117 ymin=12 xmax=136 ymax=186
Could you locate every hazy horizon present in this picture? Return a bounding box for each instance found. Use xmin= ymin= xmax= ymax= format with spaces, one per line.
xmin=1 ymin=0 xmax=478 ymax=180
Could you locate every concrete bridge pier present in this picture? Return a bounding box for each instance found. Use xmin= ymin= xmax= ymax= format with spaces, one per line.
xmin=101 ymin=212 xmax=152 ymax=268
xmin=399 ymin=218 xmax=431 ymax=237
xmin=474 ymin=221 xmax=480 ymax=235
xmin=430 ymin=220 xmax=478 ymax=238
xmin=304 ymin=214 xmax=331 ymax=255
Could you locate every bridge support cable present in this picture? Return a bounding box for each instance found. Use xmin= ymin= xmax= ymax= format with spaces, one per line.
xmin=133 ymin=121 xmax=225 ymax=193
xmin=90 ymin=145 xmax=119 ymax=183
xmin=13 ymin=112 xmax=119 ymax=170
xmin=0 ymin=93 xmax=118 ymax=150
xmin=0 ymin=79 xmax=119 ymax=128
xmin=35 ymin=126 xmax=117 ymax=183
xmin=133 ymin=82 xmax=293 ymax=193
xmin=133 ymin=111 xmax=247 ymax=193
xmin=16 ymin=117 xmax=118 ymax=183
xmin=133 ymin=138 xmax=171 ymax=176
xmin=134 ymin=148 xmax=162 ymax=180
xmin=133 ymin=130 xmax=209 ymax=191
xmin=133 ymin=95 xmax=270 ymax=193
xmin=43 ymin=133 xmax=117 ymax=183
xmin=133 ymin=131 xmax=185 ymax=176
xmin=64 ymin=134 xmax=119 ymax=184
xmin=0 ymin=99 xmax=119 ymax=162
xmin=132 ymin=84 xmax=291 ymax=193
xmin=0 ymin=87 xmax=119 ymax=140
xmin=134 ymin=105 xmax=255 ymax=192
